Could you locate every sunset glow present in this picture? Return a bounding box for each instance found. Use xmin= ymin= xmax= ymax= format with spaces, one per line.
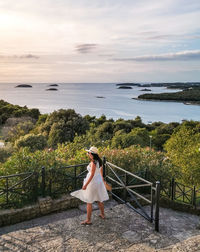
xmin=0 ymin=0 xmax=200 ymax=83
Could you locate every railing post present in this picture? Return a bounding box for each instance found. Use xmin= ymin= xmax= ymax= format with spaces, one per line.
xmin=6 ymin=177 xmax=9 ymax=205
xmin=171 ymin=177 xmax=175 ymax=201
xmin=183 ymin=185 xmax=185 ymax=203
xmin=155 ymin=181 xmax=160 ymax=232
xmin=33 ymin=172 xmax=39 ymax=202
xmin=74 ymin=166 xmax=77 ymax=190
xmin=192 ymin=186 xmax=196 ymax=209
xmin=150 ymin=185 xmax=154 ymax=223
xmin=103 ymin=156 xmax=106 ymax=178
xmin=48 ymin=169 xmax=52 ymax=196
xmin=41 ymin=166 xmax=46 ymax=197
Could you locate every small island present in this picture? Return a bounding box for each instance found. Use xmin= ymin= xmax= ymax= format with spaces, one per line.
xmin=140 ymin=89 xmax=151 ymax=91
xmin=96 ymin=96 xmax=105 ymax=98
xmin=135 ymin=87 xmax=200 ymax=105
xmin=49 ymin=84 xmax=59 ymax=87
xmin=118 ymin=86 xmax=132 ymax=89
xmin=15 ymin=84 xmax=32 ymax=88
xmin=116 ymin=83 xmax=141 ymax=87
xmin=46 ymin=88 xmax=58 ymax=91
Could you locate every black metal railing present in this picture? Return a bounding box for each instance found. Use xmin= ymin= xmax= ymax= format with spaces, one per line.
xmin=103 ymin=159 xmax=160 ymax=231
xmin=1 ymin=159 xmax=199 ymax=231
xmin=0 ymin=172 xmax=38 ymax=208
xmin=146 ymin=170 xmax=200 ymax=208
xmin=43 ymin=163 xmax=88 ymax=198
xmin=0 ymin=163 xmax=88 ymax=209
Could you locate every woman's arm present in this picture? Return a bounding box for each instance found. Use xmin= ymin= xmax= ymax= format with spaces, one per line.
xmin=82 ymin=162 xmax=96 ymax=190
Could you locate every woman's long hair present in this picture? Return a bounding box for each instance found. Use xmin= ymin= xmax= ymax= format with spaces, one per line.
xmin=90 ymin=153 xmax=103 ymax=167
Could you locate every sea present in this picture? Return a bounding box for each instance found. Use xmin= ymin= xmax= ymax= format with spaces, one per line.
xmin=0 ymin=82 xmax=200 ymax=124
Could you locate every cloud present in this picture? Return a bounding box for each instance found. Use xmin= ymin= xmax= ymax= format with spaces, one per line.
xmin=0 ymin=54 xmax=39 ymax=59
xmin=145 ymin=34 xmax=200 ymax=41
xmin=18 ymin=54 xmax=39 ymax=59
xmin=112 ymin=50 xmax=200 ymax=62
xmin=75 ymin=44 xmax=98 ymax=54
xmin=98 ymin=54 xmax=114 ymax=57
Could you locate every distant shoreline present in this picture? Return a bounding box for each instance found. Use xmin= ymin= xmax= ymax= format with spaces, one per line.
xmin=116 ymin=82 xmax=200 ymax=88
xmin=133 ymin=97 xmax=200 ymax=106
xmin=136 ymin=87 xmax=200 ymax=105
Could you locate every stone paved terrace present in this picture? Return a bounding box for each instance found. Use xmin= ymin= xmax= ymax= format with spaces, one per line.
xmin=0 ymin=200 xmax=200 ymax=252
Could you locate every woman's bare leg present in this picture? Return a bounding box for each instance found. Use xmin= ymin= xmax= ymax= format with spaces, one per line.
xmin=87 ymin=203 xmax=92 ymax=222
xmin=98 ymin=201 xmax=105 ymax=219
xmin=81 ymin=203 xmax=92 ymax=224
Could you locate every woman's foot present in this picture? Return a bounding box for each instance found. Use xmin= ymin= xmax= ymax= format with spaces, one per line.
xmin=81 ymin=220 xmax=92 ymax=225
xmin=99 ymin=214 xmax=105 ymax=219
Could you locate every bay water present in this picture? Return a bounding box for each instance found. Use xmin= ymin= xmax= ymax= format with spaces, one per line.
xmin=0 ymin=83 xmax=199 ymax=123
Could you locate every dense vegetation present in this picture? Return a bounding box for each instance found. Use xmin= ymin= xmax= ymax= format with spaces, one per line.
xmin=0 ymin=100 xmax=200 ymax=188
xmin=0 ymin=99 xmax=40 ymax=125
xmin=137 ymin=87 xmax=200 ymax=104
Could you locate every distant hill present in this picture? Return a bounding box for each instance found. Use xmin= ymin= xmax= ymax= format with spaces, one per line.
xmin=136 ymin=87 xmax=200 ymax=105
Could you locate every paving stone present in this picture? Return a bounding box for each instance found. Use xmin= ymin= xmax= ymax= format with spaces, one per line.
xmin=0 ymin=200 xmax=200 ymax=251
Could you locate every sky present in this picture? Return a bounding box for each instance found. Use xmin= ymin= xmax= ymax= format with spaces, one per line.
xmin=0 ymin=0 xmax=200 ymax=83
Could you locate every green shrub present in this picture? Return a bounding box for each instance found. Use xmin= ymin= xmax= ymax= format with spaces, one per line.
xmin=0 ymin=144 xmax=14 ymax=163
xmin=15 ymin=134 xmax=47 ymax=151
xmin=165 ymin=121 xmax=200 ymax=186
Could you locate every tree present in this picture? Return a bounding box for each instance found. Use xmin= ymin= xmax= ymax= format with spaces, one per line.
xmin=39 ymin=109 xmax=89 ymax=147
xmin=113 ymin=119 xmax=132 ymax=134
xmin=0 ymin=100 xmax=40 ymax=125
xmin=0 ymin=144 xmax=13 ymax=163
xmin=15 ymin=134 xmax=47 ymax=151
xmin=149 ymin=122 xmax=180 ymax=150
xmin=164 ymin=121 xmax=200 ymax=186
xmin=130 ymin=116 xmax=146 ymax=128
xmin=95 ymin=122 xmax=114 ymax=141
xmin=2 ymin=117 xmax=35 ymax=142
xmin=111 ymin=128 xmax=149 ymax=148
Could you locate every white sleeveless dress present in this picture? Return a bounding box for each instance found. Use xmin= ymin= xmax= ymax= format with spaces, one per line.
xmin=70 ymin=162 xmax=109 ymax=203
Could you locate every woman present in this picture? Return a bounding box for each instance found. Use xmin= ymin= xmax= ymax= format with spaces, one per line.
xmin=70 ymin=146 xmax=109 ymax=225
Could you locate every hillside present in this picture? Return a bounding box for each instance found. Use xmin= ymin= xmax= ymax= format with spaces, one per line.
xmin=137 ymin=87 xmax=200 ymax=105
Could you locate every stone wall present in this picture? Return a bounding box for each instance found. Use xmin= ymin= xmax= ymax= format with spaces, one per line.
xmin=0 ymin=195 xmax=80 ymax=227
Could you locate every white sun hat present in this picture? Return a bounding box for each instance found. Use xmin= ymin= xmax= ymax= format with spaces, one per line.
xmin=86 ymin=146 xmax=99 ymax=154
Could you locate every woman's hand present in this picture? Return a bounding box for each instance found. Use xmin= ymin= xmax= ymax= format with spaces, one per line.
xmin=82 ymin=185 xmax=87 ymax=190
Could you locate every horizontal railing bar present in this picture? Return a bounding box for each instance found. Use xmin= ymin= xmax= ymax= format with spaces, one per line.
xmin=109 ymin=184 xmax=151 ymax=190
xmin=128 ymin=184 xmax=151 ymax=188
xmin=106 ymin=162 xmax=152 ymax=185
xmin=0 ymin=172 xmax=34 ymax=179
xmin=56 ymin=163 xmax=88 ymax=170
xmin=106 ymin=175 xmax=151 ymax=204
xmin=0 ymin=173 xmax=34 ymax=196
